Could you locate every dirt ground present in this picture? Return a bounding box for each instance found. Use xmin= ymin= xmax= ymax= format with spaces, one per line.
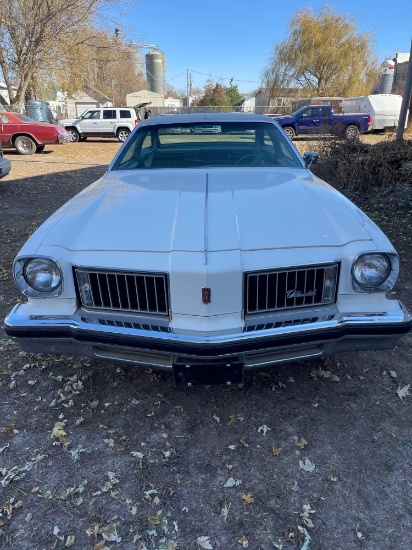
xmin=1 ymin=136 xmax=412 ymax=550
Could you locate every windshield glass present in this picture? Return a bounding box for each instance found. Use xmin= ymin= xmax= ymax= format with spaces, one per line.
xmin=112 ymin=122 xmax=303 ymax=170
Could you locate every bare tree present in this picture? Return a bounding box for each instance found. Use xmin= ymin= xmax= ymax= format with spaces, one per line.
xmin=262 ymin=5 xmax=380 ymax=99
xmin=0 ymin=0 xmax=135 ymax=106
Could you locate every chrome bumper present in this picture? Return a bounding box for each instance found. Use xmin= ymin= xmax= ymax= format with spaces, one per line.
xmin=4 ymin=303 xmax=412 ymax=369
xmin=58 ymin=133 xmax=71 ymax=144
xmin=0 ymin=157 xmax=11 ymax=179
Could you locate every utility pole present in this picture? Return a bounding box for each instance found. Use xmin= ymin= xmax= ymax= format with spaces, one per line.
xmin=396 ymin=39 xmax=412 ymax=140
xmin=186 ymin=69 xmax=192 ymax=106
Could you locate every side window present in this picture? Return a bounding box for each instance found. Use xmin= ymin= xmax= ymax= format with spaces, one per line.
xmin=83 ymin=110 xmax=101 ymax=120
xmin=0 ymin=114 xmax=9 ymax=123
xmin=103 ymin=110 xmax=116 ymax=119
xmin=120 ymin=110 xmax=132 ymax=119
xmin=320 ymin=107 xmax=330 ymax=117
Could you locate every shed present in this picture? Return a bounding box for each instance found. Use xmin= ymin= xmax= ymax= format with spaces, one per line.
xmin=66 ymin=85 xmax=113 ymax=118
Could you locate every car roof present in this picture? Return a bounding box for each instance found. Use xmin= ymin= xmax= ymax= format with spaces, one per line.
xmin=139 ymin=112 xmax=276 ymax=127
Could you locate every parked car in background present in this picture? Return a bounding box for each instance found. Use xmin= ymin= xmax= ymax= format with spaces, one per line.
xmin=5 ymin=113 xmax=411 ymax=386
xmin=0 ymin=143 xmax=11 ymax=178
xmin=273 ymin=105 xmax=372 ymax=139
xmin=59 ymin=107 xmax=139 ymax=143
xmin=0 ymin=112 xmax=70 ymax=155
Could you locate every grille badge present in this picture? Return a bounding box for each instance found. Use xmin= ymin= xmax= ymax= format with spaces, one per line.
xmin=202 ymin=288 xmax=211 ymax=304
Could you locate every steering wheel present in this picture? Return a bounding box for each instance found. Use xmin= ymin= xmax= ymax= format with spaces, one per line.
xmin=235 ymin=150 xmax=274 ymax=166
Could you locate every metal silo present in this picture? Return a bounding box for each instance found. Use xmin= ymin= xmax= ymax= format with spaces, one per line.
xmin=145 ymin=49 xmax=166 ymax=94
xmin=130 ymin=47 xmax=143 ymax=77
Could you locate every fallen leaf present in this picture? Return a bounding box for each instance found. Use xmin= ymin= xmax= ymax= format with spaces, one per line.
xmin=258 ymin=424 xmax=271 ymax=436
xmin=237 ymin=535 xmax=249 ymax=547
xmin=293 ymin=437 xmax=308 ymax=449
xmin=396 ymin=384 xmax=410 ymax=400
xmin=148 ymin=516 xmax=161 ymax=525
xmin=51 ymin=423 xmax=69 ymax=444
xmin=272 ymin=447 xmax=282 ymax=456
xmin=197 ymin=535 xmax=213 ymax=549
xmin=299 ymin=458 xmax=316 ymax=472
xmin=242 ymin=493 xmax=255 ymax=504
xmin=228 ymin=415 xmax=237 ymax=426
xmin=224 ymin=477 xmax=242 ymax=487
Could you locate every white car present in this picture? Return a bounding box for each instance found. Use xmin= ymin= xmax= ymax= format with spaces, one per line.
xmin=5 ymin=113 xmax=411 ymax=386
xmin=59 ymin=107 xmax=139 ymax=143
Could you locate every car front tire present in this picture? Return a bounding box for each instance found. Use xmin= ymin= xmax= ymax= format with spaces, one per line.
xmin=283 ymin=126 xmax=295 ymax=140
xmin=117 ymin=128 xmax=130 ymax=142
xmin=14 ymin=136 xmax=37 ymax=155
xmin=67 ymin=128 xmax=80 ymax=142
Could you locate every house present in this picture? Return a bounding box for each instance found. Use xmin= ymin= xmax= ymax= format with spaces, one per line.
xmin=126 ymin=89 xmax=164 ymax=116
xmin=236 ymin=88 xmax=298 ymax=114
xmin=65 ymin=85 xmax=113 ymax=119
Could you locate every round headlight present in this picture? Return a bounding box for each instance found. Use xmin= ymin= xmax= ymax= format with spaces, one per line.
xmin=23 ymin=258 xmax=62 ymax=292
xmin=352 ymin=253 xmax=391 ymax=289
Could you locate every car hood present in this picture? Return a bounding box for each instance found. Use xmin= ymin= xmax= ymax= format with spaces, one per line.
xmin=39 ymin=169 xmax=373 ymax=253
xmin=58 ymin=118 xmax=79 ymax=125
xmin=274 ymin=115 xmax=295 ymax=124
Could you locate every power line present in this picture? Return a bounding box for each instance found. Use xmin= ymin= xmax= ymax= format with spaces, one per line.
xmin=188 ymin=69 xmax=261 ymax=85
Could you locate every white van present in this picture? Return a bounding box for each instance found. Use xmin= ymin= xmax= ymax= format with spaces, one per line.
xmin=341 ymin=94 xmax=405 ymax=131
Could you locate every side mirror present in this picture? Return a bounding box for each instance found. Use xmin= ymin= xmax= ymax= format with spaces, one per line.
xmin=303 ymin=151 xmax=319 ymax=168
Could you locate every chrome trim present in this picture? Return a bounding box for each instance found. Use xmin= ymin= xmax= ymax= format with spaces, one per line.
xmin=204 ymin=173 xmax=209 ymax=265
xmin=245 ymin=262 xmax=339 ymax=314
xmin=13 ymin=256 xmax=63 ymax=298
xmin=6 ymin=302 xmax=411 ymax=346
xmin=5 ymin=302 xmax=411 ymax=369
xmin=74 ymin=267 xmax=169 ymax=316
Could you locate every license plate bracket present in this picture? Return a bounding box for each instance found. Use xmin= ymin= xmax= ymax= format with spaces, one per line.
xmin=173 ymin=363 xmax=244 ymax=387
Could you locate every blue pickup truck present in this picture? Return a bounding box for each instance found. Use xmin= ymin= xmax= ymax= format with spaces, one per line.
xmin=273 ymin=105 xmax=371 ymax=140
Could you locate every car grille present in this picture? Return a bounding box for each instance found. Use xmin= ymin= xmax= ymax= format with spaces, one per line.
xmin=75 ymin=268 xmax=169 ymax=315
xmin=244 ymin=263 xmax=339 ymax=315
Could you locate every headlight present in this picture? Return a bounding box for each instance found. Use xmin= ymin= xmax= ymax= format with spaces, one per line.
xmin=352 ymin=253 xmax=398 ymax=292
xmin=14 ymin=257 xmax=62 ymax=296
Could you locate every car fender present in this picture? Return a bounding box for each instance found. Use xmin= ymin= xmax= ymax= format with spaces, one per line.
xmin=12 ymin=132 xmax=40 ymax=146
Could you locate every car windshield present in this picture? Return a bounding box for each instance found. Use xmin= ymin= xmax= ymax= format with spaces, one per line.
xmin=112 ymin=121 xmax=303 ymax=170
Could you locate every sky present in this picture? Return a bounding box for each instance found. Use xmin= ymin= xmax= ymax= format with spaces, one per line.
xmin=111 ymin=0 xmax=412 ymax=95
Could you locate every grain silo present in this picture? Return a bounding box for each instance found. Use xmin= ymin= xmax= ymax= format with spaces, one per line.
xmin=145 ymin=49 xmax=166 ymax=94
xmin=130 ymin=47 xmax=143 ymax=77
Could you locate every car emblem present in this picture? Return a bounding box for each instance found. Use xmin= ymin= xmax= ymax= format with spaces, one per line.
xmin=202 ymin=288 xmax=211 ymax=304
xmin=286 ymin=289 xmax=317 ymax=299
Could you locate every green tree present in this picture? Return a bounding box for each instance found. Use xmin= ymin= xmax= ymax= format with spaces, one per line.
xmin=192 ymin=79 xmax=243 ymax=107
xmin=226 ymin=79 xmax=243 ymax=106
xmin=262 ymin=5 xmax=380 ymax=99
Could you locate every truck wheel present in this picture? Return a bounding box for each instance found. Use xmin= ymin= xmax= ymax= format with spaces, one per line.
xmin=344 ymin=125 xmax=359 ymax=140
xmin=67 ymin=128 xmax=79 ymax=142
xmin=14 ymin=135 xmax=37 ymax=155
xmin=283 ymin=126 xmax=295 ymax=140
xmin=117 ymin=128 xmax=130 ymax=142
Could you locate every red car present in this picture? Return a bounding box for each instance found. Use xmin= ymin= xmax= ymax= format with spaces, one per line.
xmin=0 ymin=112 xmax=70 ymax=155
